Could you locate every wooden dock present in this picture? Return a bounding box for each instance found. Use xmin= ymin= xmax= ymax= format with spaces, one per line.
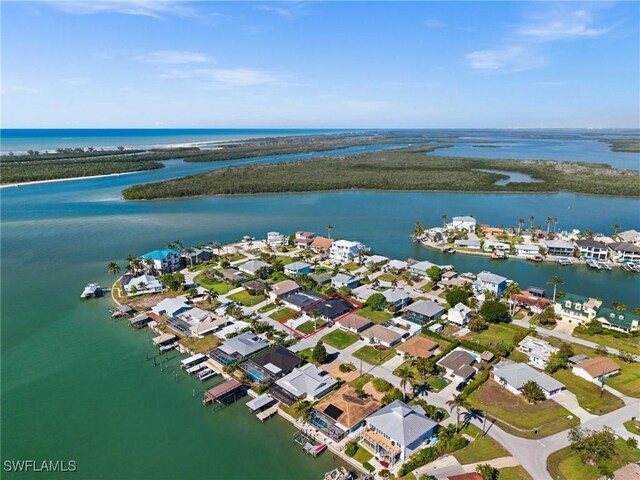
xmin=203 ymin=378 xmax=243 ymax=411
xmin=256 ymin=404 xmax=279 ymax=422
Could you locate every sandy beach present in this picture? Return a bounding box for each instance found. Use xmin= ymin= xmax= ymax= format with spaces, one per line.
xmin=0 ymin=169 xmax=145 ymax=188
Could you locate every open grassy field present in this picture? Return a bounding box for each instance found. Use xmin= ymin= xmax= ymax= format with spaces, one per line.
xmin=227 ymin=290 xmax=265 ymax=306
xmin=453 ymin=424 xmax=509 ymax=464
xmin=179 ymin=334 xmax=222 ymax=354
xmin=499 ymin=466 xmax=533 ymax=480
xmin=193 ymin=274 xmax=233 ymax=294
xmin=269 ymin=307 xmax=297 ymax=322
xmin=322 ymin=329 xmax=360 ymax=349
xmin=547 ymin=438 xmax=640 ymax=480
xmin=552 ymin=369 xmax=624 ymax=415
xmin=275 ymin=255 xmax=296 ymax=265
xmin=463 ymin=323 xmax=527 ymax=348
xmin=257 ymin=302 xmax=277 ymax=313
xmin=572 ymin=331 xmax=640 ymax=356
xmin=353 ymin=345 xmax=397 ymax=366
xmin=357 ymin=306 xmax=393 ymax=323
xmin=467 ymin=380 xmax=579 ymax=439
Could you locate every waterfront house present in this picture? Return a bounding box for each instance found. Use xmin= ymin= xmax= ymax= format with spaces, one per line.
xmin=493 ymin=360 xmax=564 ymax=398
xmin=509 ymin=292 xmax=551 ymax=314
xmin=454 ymin=239 xmax=481 ymax=249
xmin=129 ymin=313 xmax=152 ymax=329
xmin=238 ymin=259 xmax=270 ymax=276
xmin=331 ymin=273 xmax=359 ymax=289
xmin=312 ymin=296 xmax=357 ymax=321
xmin=267 ymin=231 xmax=287 ymax=247
xmin=544 ymin=239 xmax=575 ymax=257
xmin=311 ymin=236 xmax=334 ymax=254
xmin=572 ymin=357 xmax=621 ymax=384
xmin=384 ymin=259 xmax=409 ymax=272
xmin=310 ymin=385 xmax=382 ymax=441
xmin=424 ymin=227 xmax=448 ymax=243
xmin=152 ymin=333 xmax=178 ymax=351
xmin=122 ymin=274 xmax=163 ymax=296
xmin=397 ymin=335 xmax=439 ymax=359
xmin=555 ymin=293 xmax=602 ymax=323
xmin=269 ymin=280 xmax=303 ymax=301
xmin=362 ymin=400 xmax=437 ymax=465
xmin=363 ymin=254 xmax=389 ymax=266
xmin=617 ymin=230 xmax=640 ymax=245
xmin=484 ymin=239 xmax=510 ymax=252
xmin=151 ymin=297 xmax=191 ymax=317
xmin=447 ymin=303 xmax=473 ymax=327
xmin=517 ymin=336 xmax=559 ymax=369
xmin=284 ymin=261 xmax=313 ymax=276
xmin=183 ymin=248 xmax=213 ymax=265
xmin=472 ymin=271 xmax=508 ymax=296
xmin=403 ymin=300 xmax=445 ymax=325
xmin=576 ymin=239 xmax=608 ymax=261
xmin=436 ymin=348 xmax=479 ymax=382
xmin=294 ymin=231 xmax=316 ymax=248
xmin=409 ymin=260 xmax=440 ymax=277
xmin=515 ymin=243 xmax=540 ymax=257
xmin=189 ymin=314 xmax=230 ymax=338
xmin=361 ymin=324 xmax=403 ymax=348
xmin=608 ymin=242 xmax=640 ymax=263
xmin=329 ymin=240 xmax=366 ymax=263
xmin=480 ymin=225 xmax=505 ymax=236
xmin=351 ymin=284 xmax=378 ymax=303
xmin=595 ymin=307 xmax=639 ymax=333
xmin=339 ymin=313 xmax=372 ymax=334
xmin=309 ymin=272 xmax=332 ymax=286
xmin=210 ymin=332 xmax=269 ymax=367
xmin=281 ymin=291 xmax=325 ymax=311
xmin=220 ymin=268 xmax=248 ymax=283
xmin=271 ymin=363 xmax=338 ymax=406
xmin=449 ymin=216 xmax=477 ymax=232
xmin=141 ymin=248 xmax=181 ymax=273
xmin=238 ymin=346 xmax=304 ymax=384
xmin=382 ymin=287 xmax=412 ymax=309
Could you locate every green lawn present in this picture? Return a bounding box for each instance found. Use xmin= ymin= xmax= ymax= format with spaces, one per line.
xmin=270 ymin=307 xmax=297 ymax=322
xmin=425 ymin=376 xmax=450 ymax=392
xmin=453 ymin=424 xmax=509 ymax=464
xmin=353 ymin=444 xmax=374 ymax=464
xmin=188 ymin=262 xmax=216 ymax=272
xmin=224 ymin=253 xmax=246 ymax=262
xmin=463 ymin=323 xmax=528 ymax=348
xmin=547 ymin=438 xmax=640 ymax=480
xmin=343 ymin=262 xmax=360 ymax=271
xmin=552 ymin=369 xmax=624 ymax=415
xmin=275 ymin=255 xmax=296 ymax=265
xmin=624 ymin=419 xmax=640 ymax=435
xmin=297 ymin=347 xmax=314 ymax=363
xmin=499 ymin=466 xmax=533 ymax=480
xmin=391 ymin=361 xmax=448 ymax=392
xmin=257 ymin=302 xmax=277 ymax=313
xmin=349 ymin=374 xmax=373 ymax=391
xmin=322 ymin=329 xmax=360 ymax=349
xmin=467 ymin=380 xmax=579 ymax=439
xmin=179 ymin=335 xmax=221 ymax=354
xmin=572 ymin=331 xmax=640 ymax=356
xmin=377 ymin=273 xmax=401 ymax=283
xmin=357 ymin=306 xmax=393 ymax=323
xmin=228 ymin=290 xmax=265 ymax=306
xmin=508 ymin=349 xmax=530 ymax=363
xmin=353 ymin=345 xmax=397 ymax=366
xmin=297 ymin=320 xmax=327 ymax=335
xmin=193 ymin=274 xmax=233 ymax=294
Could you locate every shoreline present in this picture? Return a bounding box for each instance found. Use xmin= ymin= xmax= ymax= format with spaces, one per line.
xmin=0 ymin=169 xmax=148 ymax=189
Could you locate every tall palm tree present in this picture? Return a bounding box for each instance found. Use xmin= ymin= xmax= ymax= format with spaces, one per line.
xmin=441 ymin=214 xmax=448 ymax=228
xmin=143 ymin=258 xmax=155 ymax=274
xmin=528 ymin=216 xmax=535 ymax=232
xmin=612 ymin=224 xmax=621 ymax=237
xmin=397 ymin=366 xmax=415 ymax=402
xmin=205 ymin=289 xmax=218 ymax=306
xmin=107 ymin=262 xmax=120 ymax=276
xmin=549 ymin=275 xmax=563 ymax=302
xmin=517 ymin=218 xmax=525 ymax=236
xmin=552 ymin=217 xmax=559 ymax=233
xmin=326 ymin=224 xmax=334 ymax=239
xmin=309 ymin=308 xmax=321 ymax=330
xmin=545 ymin=216 xmax=553 ymax=234
xmin=413 ymin=221 xmax=423 ymax=240
xmin=184 ymin=247 xmax=195 ymax=267
xmin=446 ymin=394 xmax=466 ymax=432
xmin=391 ymin=279 xmax=398 ymax=288
xmin=126 ymin=255 xmax=136 ymax=271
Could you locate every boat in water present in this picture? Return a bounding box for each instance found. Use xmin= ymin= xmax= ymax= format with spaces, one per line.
xmin=324 ymin=467 xmax=353 ymax=480
xmin=586 ymin=259 xmax=601 ymax=269
xmin=443 ymin=246 xmax=456 ymax=254
xmin=526 ymin=255 xmax=543 ymax=262
xmin=598 ymin=262 xmax=612 ymax=271
xmin=556 ymin=257 xmax=573 ymax=266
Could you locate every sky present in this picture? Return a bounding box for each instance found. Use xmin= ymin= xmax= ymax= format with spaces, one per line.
xmin=1 ymin=1 xmax=639 ymax=128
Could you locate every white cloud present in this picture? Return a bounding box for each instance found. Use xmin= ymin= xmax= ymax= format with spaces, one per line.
xmin=43 ymin=1 xmax=200 ymax=19
xmin=157 ymin=67 xmax=298 ymax=87
xmin=137 ymin=50 xmax=213 ymax=64
xmin=518 ymin=9 xmax=614 ymax=42
xmin=256 ymin=2 xmax=307 ymax=19
xmin=424 ymin=19 xmax=446 ymax=28
xmin=465 ymin=46 xmax=546 ymax=72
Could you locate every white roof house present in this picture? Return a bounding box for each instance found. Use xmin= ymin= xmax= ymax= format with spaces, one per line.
xmin=238 ymin=259 xmax=271 ymax=275
xmin=218 ymin=331 xmax=269 ymax=358
xmin=267 ymin=231 xmax=287 ymax=246
xmin=382 ymin=288 xmax=412 ymax=309
xmin=331 ymin=273 xmax=359 ymax=289
xmin=449 ymin=216 xmax=477 ymax=231
xmin=409 ymin=260 xmax=440 ymax=276
xmin=363 ymin=400 xmax=438 ymax=463
xmin=329 ymin=239 xmax=366 ymax=263
xmin=351 ymin=284 xmax=379 ymax=302
xmin=448 ymin=303 xmax=472 ymax=327
xmin=385 ymin=259 xmax=409 ymax=271
xmin=123 ymin=274 xmax=163 ymax=296
xmin=273 ymin=364 xmax=338 ymax=403
xmin=493 ymin=361 xmax=564 ymax=397
xmin=364 ymin=254 xmax=389 ymax=265
xmin=515 ymin=243 xmax=540 ymax=256
xmin=517 ymin=337 xmax=559 ymax=369
xmin=284 ymin=261 xmax=312 ymax=276
xmin=472 ymin=271 xmax=508 ymax=296
xmin=151 ymin=297 xmax=191 ymax=317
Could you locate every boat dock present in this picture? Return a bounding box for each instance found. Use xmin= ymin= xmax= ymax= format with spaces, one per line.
xmin=80 ymin=283 xmax=104 ymax=299
xmin=256 ymin=404 xmax=279 ymax=421
xmin=293 ymin=430 xmax=327 ymax=457
xmin=203 ymin=378 xmax=243 ymax=410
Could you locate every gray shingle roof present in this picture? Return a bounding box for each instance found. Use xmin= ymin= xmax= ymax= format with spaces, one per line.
xmin=406 ymin=300 xmax=444 ymax=318
xmin=366 ymin=400 xmax=437 ymax=447
xmin=493 ymin=361 xmax=564 ymax=393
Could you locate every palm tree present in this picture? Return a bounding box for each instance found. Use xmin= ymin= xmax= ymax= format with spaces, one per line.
xmin=184 ymin=247 xmax=195 ymax=267
xmin=326 ymin=224 xmax=334 ymax=239
xmin=612 ymin=224 xmax=621 ymax=237
xmin=441 ymin=214 xmax=448 ymax=228
xmin=143 ymin=258 xmax=155 ymax=274
xmin=391 ymin=279 xmax=398 ymax=288
xmin=397 ymin=366 xmax=415 ymax=402
xmin=545 ymin=216 xmax=553 ymax=234
xmin=309 ymin=308 xmax=320 ymax=330
xmin=126 ymin=255 xmax=137 ymax=271
xmin=528 ymin=216 xmax=535 ymax=232
xmin=413 ymin=221 xmax=423 ymax=240
xmin=517 ymin=218 xmax=525 ymax=236
xmin=552 ymin=217 xmax=559 ymax=233
xmin=205 ymin=289 xmax=218 ymax=306
xmin=446 ymin=394 xmax=466 ymax=433
xmin=173 ymin=240 xmax=184 ymax=251
xmin=549 ymin=275 xmax=563 ymax=302
xmin=107 ymin=262 xmax=120 ymax=276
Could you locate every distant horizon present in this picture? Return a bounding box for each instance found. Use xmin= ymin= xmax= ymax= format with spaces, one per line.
xmin=3 ymin=127 xmax=640 ymax=131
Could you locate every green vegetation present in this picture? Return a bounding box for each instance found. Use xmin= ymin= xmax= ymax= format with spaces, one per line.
xmin=624 ymin=419 xmax=640 ymax=435
xmin=269 ymin=307 xmax=297 ymax=322
xmin=353 ymin=444 xmax=374 ymax=464
xmin=179 ymin=335 xmax=222 ymax=353
xmin=353 ymin=345 xmax=397 ymax=365
xmin=463 ymin=323 xmax=527 ymax=348
xmin=498 ymin=466 xmax=533 ymax=480
xmin=358 ymin=306 xmax=393 ymax=323
xmin=297 ymin=320 xmax=327 ymax=335
xmin=312 ymin=341 xmax=328 ymax=363
xmin=193 ymin=275 xmax=233 ymax=294
xmin=228 ymin=290 xmax=265 ymax=306
xmin=452 ymin=424 xmax=509 ymax=464
xmin=349 ymin=374 xmax=373 ymax=391
xmin=121 ymin=147 xmax=640 ymax=199
xmin=572 ymin=330 xmax=640 ymax=356
xmin=551 ymin=369 xmax=624 ymax=415
xmin=425 ymin=376 xmax=449 ymax=392
xmin=296 ymin=347 xmax=314 ymax=363
xmin=321 ymin=329 xmax=360 ymax=349
xmin=257 ymin=303 xmax=277 ymax=313
xmin=601 ymin=138 xmax=640 ymax=153
xmin=342 ymin=262 xmax=360 ymax=271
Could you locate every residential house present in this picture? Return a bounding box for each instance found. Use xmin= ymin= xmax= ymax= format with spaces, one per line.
xmin=515 ymin=243 xmax=540 ymax=257
xmin=271 ymin=363 xmax=338 ymax=406
xmin=243 ymin=279 xmax=267 ymax=294
xmin=284 ymin=261 xmax=313 ymax=276
xmin=555 ymin=293 xmax=602 ymax=323
xmin=384 ymin=259 xmax=409 ymax=272
xmin=480 ymin=225 xmax=505 ymax=237
xmin=310 ymin=385 xmax=382 ymax=441
xmin=454 ymin=239 xmax=481 ymax=249
xmin=360 ymin=324 xmax=403 ymax=348
xmin=409 ymin=260 xmax=440 ymax=277
xmin=449 ymin=216 xmax=477 ymax=231
xmin=617 ymin=229 xmax=640 ymax=245
xmin=362 ymin=400 xmax=438 ymax=464
xmin=447 ymin=303 xmax=473 ymax=327
xmin=151 ymin=297 xmax=191 ymax=317
xmin=331 ymin=273 xmax=360 ymax=289
xmin=351 ymin=284 xmax=378 ymax=303
xmin=294 ymin=231 xmax=316 ymax=248
xmin=309 ymin=272 xmax=332 ymax=286
xmin=397 ymin=336 xmax=439 ymax=359
xmin=509 ymin=292 xmax=551 ymax=314
xmin=220 ymin=268 xmax=247 ymax=283
xmin=544 ymin=239 xmax=575 ymax=257
xmin=472 ymin=271 xmax=508 ymax=296
xmin=189 ymin=314 xmax=230 ymax=338
xmin=484 ymin=239 xmax=510 ymax=252
xmin=269 ymin=280 xmax=303 ymax=301
xmin=329 ymin=240 xmax=366 ymax=263
xmin=437 ymin=349 xmax=479 ymax=382
xmin=183 ymin=248 xmax=213 ymax=265
xmin=339 ymin=313 xmax=373 ymax=334
xmin=140 ymin=248 xmax=181 ymax=273
xmin=312 ymin=296 xmax=357 ymax=321
xmin=281 ymin=291 xmax=324 ymax=311
xmin=238 ymin=259 xmax=270 ymax=276
xmin=576 ymin=239 xmax=608 ymax=261
xmin=310 ymin=236 xmax=334 ymax=254
xmin=571 ymin=357 xmax=621 ymax=384
xmin=493 ymin=360 xmax=564 ymax=398
xmin=238 ymin=346 xmax=304 ymax=384
xmin=517 ymin=336 xmax=559 ymax=369
xmin=209 ymin=331 xmax=269 ymax=367
xmin=363 ymin=254 xmax=389 ymax=266
xmin=404 ymin=300 xmax=445 ymax=325
xmin=122 ymin=274 xmax=163 ymax=296
xmin=595 ymin=307 xmax=639 ymax=333
xmin=608 ymin=242 xmax=640 ymax=263
xmin=267 ymin=231 xmax=287 ymax=247
xmin=383 ymin=288 xmax=412 ymax=309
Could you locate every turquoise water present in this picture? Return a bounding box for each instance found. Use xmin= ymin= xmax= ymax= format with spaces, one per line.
xmin=2 ymin=140 xmax=640 ymax=479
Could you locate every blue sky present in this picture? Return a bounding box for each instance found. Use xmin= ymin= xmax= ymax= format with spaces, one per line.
xmin=2 ymin=1 xmax=639 ymax=128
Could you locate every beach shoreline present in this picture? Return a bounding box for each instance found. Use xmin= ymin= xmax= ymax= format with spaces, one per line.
xmin=0 ymin=169 xmax=147 ymax=188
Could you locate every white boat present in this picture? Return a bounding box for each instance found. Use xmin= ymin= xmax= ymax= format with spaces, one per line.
xmin=586 ymin=259 xmax=601 ymax=269
xmin=597 ymin=262 xmax=612 ymax=271
xmin=556 ymin=257 xmax=573 ymax=266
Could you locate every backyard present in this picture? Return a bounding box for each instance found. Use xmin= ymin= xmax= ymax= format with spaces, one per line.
xmin=463 ymin=323 xmax=528 ymax=348
xmin=193 ymin=273 xmax=233 ymax=294
xmin=179 ymin=334 xmax=222 ymax=353
xmin=353 ymin=345 xmax=397 ymax=366
xmin=552 ymin=369 xmax=624 ymax=415
xmin=297 ymin=319 xmax=327 ymax=335
xmin=321 ymin=329 xmax=360 ymax=349
xmin=270 ymin=307 xmax=298 ymax=322
xmin=392 ymin=361 xmax=449 ymax=392
xmin=357 ymin=306 xmax=393 ymax=323
xmin=228 ymin=290 xmax=266 ymax=306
